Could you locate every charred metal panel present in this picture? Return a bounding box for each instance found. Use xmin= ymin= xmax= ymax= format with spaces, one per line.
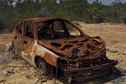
xmin=35 ymin=43 xmax=59 ymax=67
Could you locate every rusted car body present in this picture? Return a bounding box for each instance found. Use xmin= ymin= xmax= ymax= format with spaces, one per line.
xmin=6 ymin=17 xmax=117 ymax=82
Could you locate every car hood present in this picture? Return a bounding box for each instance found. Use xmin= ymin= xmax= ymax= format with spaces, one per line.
xmin=39 ymin=36 xmax=106 ymax=59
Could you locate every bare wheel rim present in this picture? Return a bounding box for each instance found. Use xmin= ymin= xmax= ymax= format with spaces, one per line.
xmin=36 ymin=58 xmax=47 ymax=74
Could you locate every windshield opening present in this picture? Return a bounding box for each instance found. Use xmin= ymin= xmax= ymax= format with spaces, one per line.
xmin=64 ymin=21 xmax=81 ymax=37
xmin=37 ymin=19 xmax=81 ymax=40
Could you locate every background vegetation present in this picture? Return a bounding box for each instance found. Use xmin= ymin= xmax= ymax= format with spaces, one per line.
xmin=0 ymin=0 xmax=126 ymax=31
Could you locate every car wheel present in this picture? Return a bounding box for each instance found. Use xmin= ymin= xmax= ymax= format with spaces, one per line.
xmin=35 ymin=58 xmax=48 ymax=75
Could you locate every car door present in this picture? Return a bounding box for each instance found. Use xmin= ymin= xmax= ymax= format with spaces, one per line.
xmin=21 ymin=21 xmax=35 ymax=61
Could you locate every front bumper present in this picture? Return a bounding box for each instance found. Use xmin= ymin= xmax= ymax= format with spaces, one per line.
xmin=64 ymin=60 xmax=117 ymax=72
xmin=63 ymin=60 xmax=118 ymax=78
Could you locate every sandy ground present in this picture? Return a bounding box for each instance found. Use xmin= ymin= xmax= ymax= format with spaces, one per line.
xmin=0 ymin=23 xmax=126 ymax=84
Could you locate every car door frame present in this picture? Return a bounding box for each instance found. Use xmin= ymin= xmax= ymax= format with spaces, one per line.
xmin=21 ymin=21 xmax=36 ymax=64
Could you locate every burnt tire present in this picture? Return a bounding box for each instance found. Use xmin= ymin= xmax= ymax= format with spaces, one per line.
xmin=35 ymin=58 xmax=48 ymax=75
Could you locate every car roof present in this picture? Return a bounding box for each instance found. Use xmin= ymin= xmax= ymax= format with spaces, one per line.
xmin=22 ymin=16 xmax=68 ymax=23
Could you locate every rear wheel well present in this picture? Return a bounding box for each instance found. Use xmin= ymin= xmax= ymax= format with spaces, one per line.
xmin=34 ymin=56 xmax=46 ymax=66
xmin=34 ymin=56 xmax=49 ymax=74
xmin=34 ymin=56 xmax=64 ymax=77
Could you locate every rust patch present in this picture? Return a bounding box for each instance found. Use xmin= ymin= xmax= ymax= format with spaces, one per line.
xmin=44 ymin=53 xmax=57 ymax=66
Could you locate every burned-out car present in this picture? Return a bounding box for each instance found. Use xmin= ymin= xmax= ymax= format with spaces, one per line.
xmin=8 ymin=17 xmax=117 ymax=82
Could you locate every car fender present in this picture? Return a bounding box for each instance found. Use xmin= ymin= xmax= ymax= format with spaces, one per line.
xmin=34 ymin=41 xmax=59 ymax=67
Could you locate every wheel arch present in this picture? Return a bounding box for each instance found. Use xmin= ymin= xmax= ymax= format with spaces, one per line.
xmin=34 ymin=55 xmax=46 ymax=67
